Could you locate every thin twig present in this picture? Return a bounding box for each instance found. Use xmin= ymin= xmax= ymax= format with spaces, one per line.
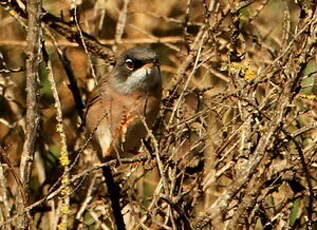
xmin=43 ymin=43 xmax=71 ymax=230
xmin=114 ymin=0 xmax=130 ymax=51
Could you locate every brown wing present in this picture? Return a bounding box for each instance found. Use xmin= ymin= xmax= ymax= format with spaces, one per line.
xmin=85 ymin=76 xmax=117 ymax=158
xmin=85 ymin=76 xmax=109 ymax=116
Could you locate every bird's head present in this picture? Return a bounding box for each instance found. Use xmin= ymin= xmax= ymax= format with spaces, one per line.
xmin=110 ymin=47 xmax=161 ymax=94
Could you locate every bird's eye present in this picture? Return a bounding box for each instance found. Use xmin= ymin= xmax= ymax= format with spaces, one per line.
xmin=125 ymin=58 xmax=134 ymax=70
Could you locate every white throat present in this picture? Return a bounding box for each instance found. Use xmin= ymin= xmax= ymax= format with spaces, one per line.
xmin=113 ymin=67 xmax=160 ymax=94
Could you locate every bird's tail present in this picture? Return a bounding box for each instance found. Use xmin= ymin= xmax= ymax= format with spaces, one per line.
xmin=102 ymin=166 xmax=126 ymax=230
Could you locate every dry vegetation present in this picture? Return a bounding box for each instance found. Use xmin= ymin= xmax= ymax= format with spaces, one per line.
xmin=0 ymin=0 xmax=317 ymax=229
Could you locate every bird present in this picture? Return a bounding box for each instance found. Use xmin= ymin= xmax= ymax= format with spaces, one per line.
xmin=85 ymin=46 xmax=162 ymax=229
xmin=86 ymin=46 xmax=162 ymax=160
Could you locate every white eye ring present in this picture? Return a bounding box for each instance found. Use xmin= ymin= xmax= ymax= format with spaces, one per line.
xmin=125 ymin=58 xmax=134 ymax=70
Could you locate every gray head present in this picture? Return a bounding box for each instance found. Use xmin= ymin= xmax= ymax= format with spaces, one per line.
xmin=111 ymin=47 xmax=161 ymax=94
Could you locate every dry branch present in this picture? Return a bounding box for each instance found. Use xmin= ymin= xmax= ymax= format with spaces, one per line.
xmin=19 ymin=0 xmax=41 ymax=228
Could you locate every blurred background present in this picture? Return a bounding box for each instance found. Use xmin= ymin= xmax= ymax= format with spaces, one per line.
xmin=0 ymin=0 xmax=316 ymax=229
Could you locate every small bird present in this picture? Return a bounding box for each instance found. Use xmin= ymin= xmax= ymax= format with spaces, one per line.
xmin=86 ymin=46 xmax=162 ymax=160
xmin=85 ymin=46 xmax=162 ymax=229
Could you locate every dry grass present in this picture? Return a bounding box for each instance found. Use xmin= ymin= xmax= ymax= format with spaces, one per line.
xmin=0 ymin=0 xmax=317 ymax=229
